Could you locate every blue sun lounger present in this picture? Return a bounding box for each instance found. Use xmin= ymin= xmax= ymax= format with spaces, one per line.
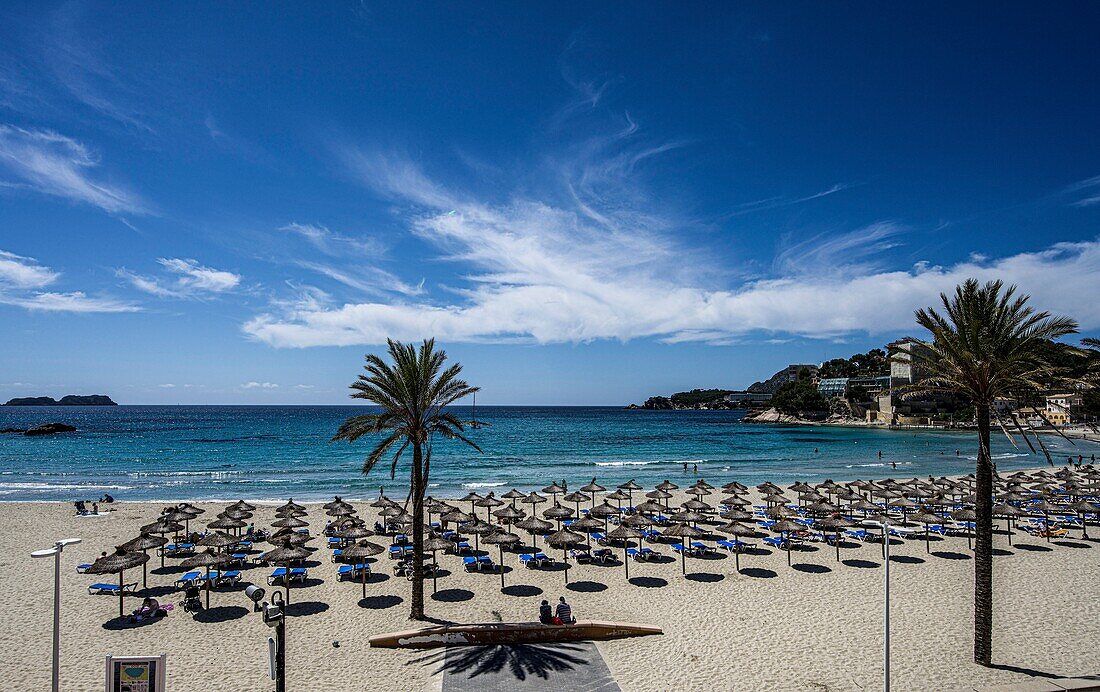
xmin=452 ymin=541 xmax=473 ymax=555
xmin=215 ymin=570 xmax=242 ymax=587
xmin=88 ymin=582 xmax=136 ymax=595
xmin=76 ymin=563 xmax=92 ymax=573
xmin=717 ymin=539 xmax=748 ymax=553
xmin=267 ymin=567 xmax=307 ymax=585
xmin=174 ymin=571 xmax=202 ymax=589
xmin=388 ymin=545 xmax=409 ymax=559
xmin=690 ymin=541 xmax=715 ymax=555
xmin=519 ymin=553 xmax=552 ymax=569
xmin=337 ymin=563 xmax=370 ymax=580
xmin=462 ymin=555 xmax=494 ymax=572
xmin=591 ymin=532 xmax=607 ymax=545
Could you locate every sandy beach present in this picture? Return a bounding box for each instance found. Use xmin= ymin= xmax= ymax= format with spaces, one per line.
xmin=2 ymin=476 xmax=1098 ymax=692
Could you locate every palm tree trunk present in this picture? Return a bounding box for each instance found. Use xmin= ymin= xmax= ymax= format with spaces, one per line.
xmin=410 ymin=442 xmax=426 ymax=621
xmin=974 ymin=403 xmax=994 ymax=666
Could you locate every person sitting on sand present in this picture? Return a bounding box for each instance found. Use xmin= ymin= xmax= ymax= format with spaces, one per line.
xmin=92 ymin=502 xmax=99 ymax=514
xmin=245 ymin=523 xmax=255 ymax=538
xmin=555 ymin=596 xmax=575 ymax=625
xmin=130 ymin=597 xmax=167 ymax=622
xmin=74 ymin=500 xmax=87 ymax=515
xmin=538 ymin=600 xmax=553 ymax=624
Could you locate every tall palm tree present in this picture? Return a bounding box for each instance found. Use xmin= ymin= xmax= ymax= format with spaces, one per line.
xmin=902 ymin=279 xmax=1077 ymax=666
xmin=333 ymin=339 xmax=480 ymax=620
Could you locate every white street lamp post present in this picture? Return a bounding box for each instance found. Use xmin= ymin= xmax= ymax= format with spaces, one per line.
xmin=31 ymin=538 xmax=82 ymax=692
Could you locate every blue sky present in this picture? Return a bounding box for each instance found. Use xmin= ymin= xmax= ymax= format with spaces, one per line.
xmin=2 ymin=2 xmax=1100 ymax=405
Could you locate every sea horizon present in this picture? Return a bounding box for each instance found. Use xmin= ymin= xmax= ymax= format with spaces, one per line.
xmin=4 ymin=405 xmax=1097 ymax=503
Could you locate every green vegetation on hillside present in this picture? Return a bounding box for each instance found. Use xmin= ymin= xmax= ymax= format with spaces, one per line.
xmin=669 ymin=389 xmax=734 ymax=406
xmin=817 ymin=349 xmax=888 ymax=379
xmin=770 ymin=379 xmax=827 ymax=415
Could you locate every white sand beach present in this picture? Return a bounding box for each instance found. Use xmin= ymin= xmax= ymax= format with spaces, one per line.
xmin=2 ymin=476 xmax=1098 ymax=692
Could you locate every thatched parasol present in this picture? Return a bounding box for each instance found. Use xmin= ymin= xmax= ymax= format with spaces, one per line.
xmin=908 ymin=509 xmax=941 ymax=553
xmin=197 ymin=531 xmax=238 ymax=553
xmin=86 ymin=547 xmax=150 ymax=617
xmin=547 ymin=528 xmax=585 ymax=583
xmin=582 ymin=478 xmax=608 ymax=493
xmin=541 ymin=483 xmax=566 ymax=499
xmin=501 ymin=488 xmax=526 ymax=506
xmin=181 ymin=549 xmax=230 ymax=609
xmin=260 ymin=541 xmax=311 ymax=604
xmin=562 ymin=491 xmax=591 ymax=517
xmin=119 ymin=533 xmax=167 ymax=589
xmin=816 ymin=516 xmax=855 ymax=561
xmin=326 ymin=504 xmax=357 ymax=518
xmin=227 ymin=500 xmax=257 ymax=512
xmin=718 ymin=521 xmax=757 ymax=571
xmin=464 ymin=520 xmax=497 ymax=555
xmin=952 ymin=508 xmax=977 ymax=549
xmin=482 ymin=531 xmax=521 ymax=590
xmin=568 ymin=517 xmax=604 ymax=550
xmin=514 ymin=516 xmax=553 ymax=550
xmin=323 ymin=496 xmax=351 ymax=510
xmin=662 ymin=523 xmax=704 ymax=574
xmin=341 ymin=540 xmax=385 ymax=598
xmin=1069 ymin=500 xmax=1098 ymax=539
xmin=542 ymin=503 xmax=574 ymax=526
xmin=617 ymin=479 xmax=642 ymax=507
xmin=605 ymin=525 xmax=643 ymax=580
xmin=272 ymin=515 xmax=309 ymax=529
xmin=769 ymin=519 xmax=804 ymax=566
xmin=421 ymin=537 xmax=454 ymax=593
xmin=474 ymin=493 xmax=504 ymax=522
xmin=207 ymin=516 xmax=247 ymax=532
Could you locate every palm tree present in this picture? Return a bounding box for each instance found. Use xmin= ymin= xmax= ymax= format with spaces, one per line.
xmin=902 ymin=279 xmax=1077 ymax=666
xmin=333 ymin=338 xmax=480 ymax=620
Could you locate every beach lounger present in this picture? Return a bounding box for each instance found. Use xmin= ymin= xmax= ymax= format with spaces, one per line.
xmin=717 ymin=539 xmax=749 ymax=553
xmin=174 ymin=571 xmax=202 ymax=589
xmin=591 ymin=532 xmax=607 ymax=545
xmin=690 ymin=541 xmax=716 ymax=555
xmin=337 ymin=563 xmax=370 ymax=580
xmin=158 ymin=543 xmax=196 ymax=558
xmin=519 ymin=553 xmax=543 ymax=569
xmin=88 ymin=582 xmax=137 ymax=595
xmin=452 ymin=541 xmax=473 ymax=556
xmin=570 ymin=549 xmax=593 ymax=564
xmin=331 ymin=549 xmax=344 ymax=563
xmin=591 ymin=548 xmax=615 ymax=564
xmin=267 ymin=567 xmax=308 ymax=585
xmin=215 ymin=571 xmax=242 ymax=587
xmin=388 ymin=545 xmax=409 ymax=559
xmin=76 ymin=563 xmax=92 ymax=573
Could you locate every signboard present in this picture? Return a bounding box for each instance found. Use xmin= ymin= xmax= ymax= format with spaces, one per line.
xmin=105 ymin=655 xmax=166 ymax=692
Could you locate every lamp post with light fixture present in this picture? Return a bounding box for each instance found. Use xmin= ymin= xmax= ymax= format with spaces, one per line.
xmin=31 ymin=537 xmax=82 ymax=692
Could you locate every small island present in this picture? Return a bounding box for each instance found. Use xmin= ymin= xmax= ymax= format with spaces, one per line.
xmin=3 ymin=394 xmax=117 ymax=406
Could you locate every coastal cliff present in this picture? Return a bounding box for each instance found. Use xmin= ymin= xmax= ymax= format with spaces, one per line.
xmin=3 ymin=394 xmax=117 ymax=406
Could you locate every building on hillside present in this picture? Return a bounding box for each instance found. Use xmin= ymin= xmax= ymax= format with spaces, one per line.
xmin=992 ymin=398 xmax=1018 ymax=417
xmin=724 ymin=391 xmax=773 ymax=405
xmin=849 ymin=375 xmax=891 ymax=398
xmin=817 ymin=378 xmax=849 ymax=399
xmin=1045 ymin=393 xmax=1083 ymax=425
xmin=887 ymin=338 xmax=933 ymax=388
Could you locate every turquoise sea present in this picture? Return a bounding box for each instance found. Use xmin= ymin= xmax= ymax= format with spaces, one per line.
xmin=1 ymin=406 xmax=1097 ymax=502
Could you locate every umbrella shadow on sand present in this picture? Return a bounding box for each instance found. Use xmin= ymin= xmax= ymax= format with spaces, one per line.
xmin=286 ymin=601 xmax=329 ymax=618
xmin=359 ymin=595 xmax=404 ymax=609
xmin=791 ymin=563 xmax=832 ymax=574
xmin=627 ymin=576 xmax=667 ymax=588
xmin=409 ymin=642 xmax=590 ymax=683
xmin=685 ymin=571 xmax=724 ymax=582
xmin=102 ymin=614 xmax=169 ymax=630
xmin=432 ymin=589 xmax=474 ymax=603
xmin=841 ymin=559 xmax=879 ymax=569
xmin=192 ymin=605 xmax=250 ymax=623
xmin=502 ymin=584 xmax=543 ymax=597
xmin=566 ymin=580 xmax=607 ymax=593
xmin=739 ymin=567 xmax=778 ymax=579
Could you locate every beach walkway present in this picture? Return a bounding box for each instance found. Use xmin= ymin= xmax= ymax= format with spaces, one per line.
xmin=428 ymin=641 xmax=620 ymax=692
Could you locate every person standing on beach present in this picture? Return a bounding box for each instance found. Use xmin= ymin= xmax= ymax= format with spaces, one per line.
xmin=693 ymin=463 xmax=698 ymax=474
xmin=683 ymin=462 xmax=688 ymax=473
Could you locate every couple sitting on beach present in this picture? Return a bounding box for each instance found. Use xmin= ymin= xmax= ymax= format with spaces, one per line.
xmin=538 ymin=597 xmax=575 ymax=626
xmin=130 ymin=597 xmax=172 ymax=623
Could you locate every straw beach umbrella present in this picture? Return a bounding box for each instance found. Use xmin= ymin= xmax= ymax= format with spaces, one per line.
xmin=547 ymin=529 xmax=584 ymax=584
xmin=260 ymin=541 xmax=311 ymax=604
xmin=605 ymin=525 xmax=643 ymax=580
xmin=617 ymin=479 xmax=642 ymax=507
xmin=86 ymin=547 xmax=150 ymax=618
xmin=181 ymin=549 xmax=230 ymax=610
xmin=717 ymin=521 xmax=756 ymax=571
xmin=464 ymin=520 xmax=497 ymax=555
xmin=769 ymin=519 xmax=804 ymax=566
xmin=118 ymin=534 xmax=167 ymax=590
xmin=815 ymin=516 xmax=854 ymax=561
xmin=272 ymin=515 xmax=309 ymax=529
xmin=482 ymin=531 xmax=521 ymax=590
xmin=952 ymin=508 xmax=977 ymax=549
xmin=662 ymin=523 xmax=704 ymax=574
xmin=514 ymin=516 xmax=553 ymax=551
xmin=140 ymin=520 xmax=183 ymax=568
xmin=992 ymin=503 xmax=1023 ymax=546
xmin=908 ymin=509 xmax=942 ymax=553
xmin=420 ymin=537 xmax=453 ymax=593
xmin=569 ymin=516 xmax=604 ymax=550
xmin=1069 ymin=500 xmax=1098 ymax=539
xmin=341 ymin=540 xmax=385 ymax=598
xmin=198 ymin=531 xmax=238 ymax=552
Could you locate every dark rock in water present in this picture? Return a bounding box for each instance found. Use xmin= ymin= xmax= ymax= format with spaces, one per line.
xmin=1 ymin=427 xmax=26 ymax=434
xmin=23 ymin=423 xmax=77 ymax=436
xmin=4 ymin=394 xmax=117 ymax=406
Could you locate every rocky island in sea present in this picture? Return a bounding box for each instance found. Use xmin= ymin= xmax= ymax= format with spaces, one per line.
xmin=2 ymin=394 xmax=117 ymax=406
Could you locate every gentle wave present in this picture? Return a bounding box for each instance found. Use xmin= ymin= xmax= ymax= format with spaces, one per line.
xmin=462 ymin=482 xmax=506 ymax=489
xmin=964 ymin=452 xmax=1032 ymax=461
xmin=0 ymin=482 xmax=134 ymax=491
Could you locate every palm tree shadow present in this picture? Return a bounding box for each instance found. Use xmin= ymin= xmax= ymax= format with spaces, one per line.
xmin=410 ymin=643 xmax=590 ymax=682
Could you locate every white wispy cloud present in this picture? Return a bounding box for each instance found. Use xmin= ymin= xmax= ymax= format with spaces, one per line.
xmin=0 ymin=248 xmax=139 ymax=313
xmin=0 ymin=290 xmax=140 ymax=313
xmin=120 ymin=258 xmax=240 ymax=298
xmin=241 ymin=381 xmax=278 ymax=389
xmin=281 ymin=222 xmax=384 ymax=256
xmin=0 ymin=125 xmax=146 ymax=214
xmin=1067 ymin=174 xmax=1100 ymax=207
xmin=243 ymin=155 xmax=1100 ymax=347
xmin=0 ymin=250 xmax=59 ymax=288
